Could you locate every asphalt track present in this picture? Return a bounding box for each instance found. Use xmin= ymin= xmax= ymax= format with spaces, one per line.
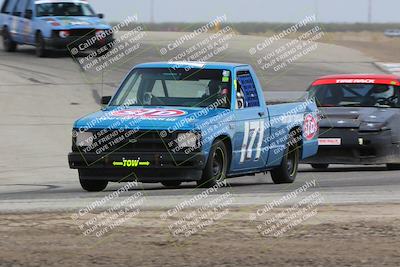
xmin=0 ymin=31 xmax=399 ymax=213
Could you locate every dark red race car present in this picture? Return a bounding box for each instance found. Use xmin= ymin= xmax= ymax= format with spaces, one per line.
xmin=303 ymin=74 xmax=400 ymax=170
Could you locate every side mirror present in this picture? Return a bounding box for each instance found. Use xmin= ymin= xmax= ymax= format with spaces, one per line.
xmin=97 ymin=13 xmax=104 ymax=19
xmin=25 ymin=10 xmax=33 ymax=19
xmin=101 ymin=96 xmax=112 ymax=105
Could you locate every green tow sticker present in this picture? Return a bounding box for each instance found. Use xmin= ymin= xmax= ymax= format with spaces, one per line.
xmin=222 ymin=70 xmax=230 ymax=82
xmin=113 ymin=159 xmax=150 ymax=168
xmin=222 ymin=76 xmax=230 ymax=82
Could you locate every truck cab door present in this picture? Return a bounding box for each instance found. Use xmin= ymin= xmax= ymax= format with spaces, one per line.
xmin=231 ymin=68 xmax=270 ymax=171
xmin=20 ymin=0 xmax=34 ymax=44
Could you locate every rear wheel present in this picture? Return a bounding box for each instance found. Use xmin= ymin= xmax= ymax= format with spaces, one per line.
xmin=2 ymin=27 xmax=17 ymax=52
xmin=271 ymin=135 xmax=300 ymax=184
xmin=35 ymin=32 xmax=47 ymax=57
xmin=311 ymin=164 xmax=329 ymax=170
xmin=197 ymin=140 xmax=228 ymax=188
xmin=161 ymin=181 xmax=182 ymax=188
xmin=387 ymin=164 xmax=400 ymax=171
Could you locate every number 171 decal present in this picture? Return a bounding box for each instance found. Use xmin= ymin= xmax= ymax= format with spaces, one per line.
xmin=240 ymin=120 xmax=265 ymax=163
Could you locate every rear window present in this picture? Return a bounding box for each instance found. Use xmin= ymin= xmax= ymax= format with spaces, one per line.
xmin=236 ymin=70 xmax=260 ymax=108
xmin=14 ymin=0 xmax=27 ymax=16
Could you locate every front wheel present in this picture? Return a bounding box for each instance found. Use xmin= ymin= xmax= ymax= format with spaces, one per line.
xmin=79 ymin=177 xmax=108 ymax=192
xmin=270 ymin=135 xmax=300 ymax=184
xmin=197 ymin=140 xmax=228 ymax=188
xmin=387 ymin=164 xmax=400 ymax=171
xmin=2 ymin=27 xmax=17 ymax=52
xmin=35 ymin=32 xmax=47 ymax=57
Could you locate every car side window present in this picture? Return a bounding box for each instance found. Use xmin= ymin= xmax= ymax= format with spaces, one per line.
xmin=24 ymin=0 xmax=33 ymax=19
xmin=12 ymin=0 xmax=19 ymax=15
xmin=12 ymin=0 xmax=26 ymax=16
xmin=236 ymin=70 xmax=260 ymax=109
xmin=1 ymin=0 xmax=14 ymax=14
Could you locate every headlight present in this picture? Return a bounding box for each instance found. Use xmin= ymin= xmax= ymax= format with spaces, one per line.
xmin=59 ymin=30 xmax=70 ymax=38
xmin=95 ymin=30 xmax=106 ymax=39
xmin=76 ymin=131 xmax=94 ymax=147
xmin=359 ymin=122 xmax=390 ymax=132
xmin=176 ymin=132 xmax=198 ymax=148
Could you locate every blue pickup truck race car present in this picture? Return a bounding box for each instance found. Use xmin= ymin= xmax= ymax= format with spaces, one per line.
xmin=68 ymin=62 xmax=319 ymax=191
xmin=0 ymin=0 xmax=113 ymax=57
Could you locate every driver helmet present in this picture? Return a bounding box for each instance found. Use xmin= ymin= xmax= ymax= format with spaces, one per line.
xmin=370 ymin=84 xmax=394 ymax=99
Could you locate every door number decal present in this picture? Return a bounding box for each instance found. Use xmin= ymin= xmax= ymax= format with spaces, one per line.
xmin=240 ymin=120 xmax=264 ymax=162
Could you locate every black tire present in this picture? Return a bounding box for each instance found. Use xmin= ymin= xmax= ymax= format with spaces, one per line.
xmin=387 ymin=164 xmax=400 ymax=171
xmin=79 ymin=177 xmax=108 ymax=192
xmin=2 ymin=27 xmax=17 ymax=52
xmin=311 ymin=164 xmax=329 ymax=170
xmin=197 ymin=140 xmax=228 ymax=188
xmin=35 ymin=32 xmax=47 ymax=57
xmin=270 ymin=134 xmax=300 ymax=184
xmin=161 ymin=181 xmax=182 ymax=188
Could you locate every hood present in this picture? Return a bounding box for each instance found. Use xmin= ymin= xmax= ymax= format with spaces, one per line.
xmin=74 ymin=106 xmax=232 ymax=131
xmin=41 ymin=16 xmax=110 ymax=29
xmin=319 ymin=107 xmax=397 ymax=128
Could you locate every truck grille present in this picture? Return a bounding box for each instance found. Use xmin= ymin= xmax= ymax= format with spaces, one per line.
xmin=69 ymin=29 xmax=96 ymax=37
xmin=52 ymin=29 xmax=96 ymax=39
xmin=72 ymin=129 xmax=201 ymax=154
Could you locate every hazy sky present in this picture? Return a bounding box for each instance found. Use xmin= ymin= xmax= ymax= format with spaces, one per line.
xmin=90 ymin=0 xmax=400 ymax=23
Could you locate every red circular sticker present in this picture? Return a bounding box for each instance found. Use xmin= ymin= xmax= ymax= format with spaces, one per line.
xmin=303 ymin=114 xmax=318 ymax=140
xmin=112 ymin=108 xmax=187 ymax=118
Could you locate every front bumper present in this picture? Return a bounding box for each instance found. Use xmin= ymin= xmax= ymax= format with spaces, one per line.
xmin=45 ymin=35 xmax=114 ymax=51
xmin=68 ymin=152 xmax=206 ymax=182
xmin=303 ymin=128 xmax=400 ymax=165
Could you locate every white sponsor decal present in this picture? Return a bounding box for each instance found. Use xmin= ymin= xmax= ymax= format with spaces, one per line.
xmin=336 ymin=79 xmax=375 ymax=84
xmin=112 ymin=108 xmax=187 ymax=118
xmin=170 ymin=61 xmax=206 ymax=68
xmin=318 ymin=138 xmax=341 ymax=146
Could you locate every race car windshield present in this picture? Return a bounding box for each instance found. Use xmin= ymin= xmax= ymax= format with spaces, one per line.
xmin=110 ymin=68 xmax=232 ymax=108
xmin=308 ymin=83 xmax=400 ymax=108
xmin=36 ymin=2 xmax=95 ymax=17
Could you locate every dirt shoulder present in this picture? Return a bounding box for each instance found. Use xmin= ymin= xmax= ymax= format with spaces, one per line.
xmin=258 ymin=30 xmax=400 ymax=62
xmin=1 ymin=204 xmax=400 ymax=267
xmin=320 ymin=31 xmax=400 ymax=63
